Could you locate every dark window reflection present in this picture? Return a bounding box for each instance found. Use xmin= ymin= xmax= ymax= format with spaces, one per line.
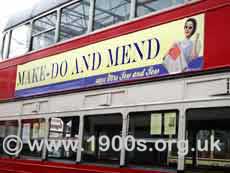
xmin=186 ymin=108 xmax=230 ymax=169
xmin=82 ymin=114 xmax=122 ymax=165
xmin=0 ymin=121 xmax=18 ymax=157
xmin=21 ymin=119 xmax=46 ymax=158
xmin=214 ymin=130 xmax=230 ymax=159
xmin=127 ymin=111 xmax=178 ymax=168
xmin=48 ymin=116 xmax=79 ymax=161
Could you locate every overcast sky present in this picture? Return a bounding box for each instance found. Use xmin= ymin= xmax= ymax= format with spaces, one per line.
xmin=0 ymin=0 xmax=39 ymax=32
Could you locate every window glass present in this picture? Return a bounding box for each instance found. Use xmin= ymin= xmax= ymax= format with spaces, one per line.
xmin=0 ymin=120 xmax=18 ymax=156
xmin=187 ymin=129 xmax=230 ymax=169
xmin=60 ymin=0 xmax=90 ymax=41
xmin=32 ymin=30 xmax=56 ymax=50
xmin=186 ymin=108 xmax=230 ymax=170
xmin=32 ymin=12 xmax=57 ymax=50
xmin=8 ymin=24 xmax=30 ymax=58
xmin=93 ymin=0 xmax=130 ymax=30
xmin=127 ymin=111 xmax=178 ymax=168
xmin=129 ymin=111 xmax=178 ymax=138
xmin=82 ymin=114 xmax=122 ymax=165
xmin=21 ymin=119 xmax=46 ymax=158
xmin=48 ymin=116 xmax=79 ymax=161
xmin=0 ymin=34 xmax=4 ymax=60
xmin=32 ymin=13 xmax=56 ymax=35
xmin=136 ymin=0 xmax=186 ymax=17
xmin=197 ymin=130 xmax=211 ymax=158
xmin=0 ymin=32 xmax=10 ymax=60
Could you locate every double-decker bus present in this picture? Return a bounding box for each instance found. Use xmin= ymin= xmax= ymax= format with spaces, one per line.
xmin=0 ymin=0 xmax=229 ymax=173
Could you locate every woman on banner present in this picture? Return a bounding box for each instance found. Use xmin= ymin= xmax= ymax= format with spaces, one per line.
xmin=163 ymin=18 xmax=201 ymax=74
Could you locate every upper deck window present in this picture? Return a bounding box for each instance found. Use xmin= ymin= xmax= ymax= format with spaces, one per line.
xmin=93 ymin=0 xmax=131 ymax=30
xmin=31 ymin=12 xmax=57 ymax=50
xmin=60 ymin=0 xmax=90 ymax=41
xmin=8 ymin=24 xmax=30 ymax=59
xmin=0 ymin=32 xmax=10 ymax=60
xmin=136 ymin=0 xmax=186 ymax=17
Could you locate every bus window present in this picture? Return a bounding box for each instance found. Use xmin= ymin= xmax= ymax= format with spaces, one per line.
xmin=20 ymin=119 xmax=46 ymax=158
xmin=60 ymin=0 xmax=90 ymax=41
xmin=186 ymin=107 xmax=230 ymax=170
xmin=126 ymin=111 xmax=178 ymax=169
xmin=8 ymin=24 xmax=30 ymax=59
xmin=214 ymin=130 xmax=230 ymax=160
xmin=136 ymin=0 xmax=186 ymax=17
xmin=82 ymin=114 xmax=122 ymax=165
xmin=0 ymin=120 xmax=18 ymax=156
xmin=93 ymin=0 xmax=131 ymax=30
xmin=0 ymin=32 xmax=10 ymax=60
xmin=31 ymin=12 xmax=57 ymax=50
xmin=0 ymin=34 xmax=3 ymax=60
xmin=48 ymin=116 xmax=79 ymax=161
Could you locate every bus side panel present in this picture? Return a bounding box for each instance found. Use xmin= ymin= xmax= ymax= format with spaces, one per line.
xmin=0 ymin=1 xmax=229 ymax=101
xmin=0 ymin=158 xmax=168 ymax=173
xmin=204 ymin=5 xmax=230 ymax=69
xmin=0 ymin=66 xmax=16 ymax=100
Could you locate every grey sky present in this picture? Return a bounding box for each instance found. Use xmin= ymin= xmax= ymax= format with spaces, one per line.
xmin=0 ymin=0 xmax=39 ymax=32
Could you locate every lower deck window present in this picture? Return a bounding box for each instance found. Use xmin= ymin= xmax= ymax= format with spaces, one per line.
xmin=186 ymin=107 xmax=230 ymax=170
xmin=0 ymin=120 xmax=18 ymax=157
xmin=82 ymin=114 xmax=122 ymax=165
xmin=48 ymin=116 xmax=79 ymax=161
xmin=127 ymin=111 xmax=178 ymax=169
xmin=20 ymin=118 xmax=46 ymax=158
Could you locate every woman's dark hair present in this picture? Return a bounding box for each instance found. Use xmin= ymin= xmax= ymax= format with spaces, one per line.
xmin=185 ymin=18 xmax=197 ymax=37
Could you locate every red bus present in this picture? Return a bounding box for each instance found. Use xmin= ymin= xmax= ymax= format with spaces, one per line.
xmin=0 ymin=0 xmax=229 ymax=173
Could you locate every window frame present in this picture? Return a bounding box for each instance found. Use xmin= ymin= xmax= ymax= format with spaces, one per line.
xmin=126 ymin=109 xmax=179 ymax=168
xmin=47 ymin=115 xmax=80 ymax=161
xmin=0 ymin=120 xmax=19 ymax=157
xmin=59 ymin=0 xmax=91 ymax=42
xmin=128 ymin=110 xmax=179 ymax=139
xmin=20 ymin=118 xmax=46 ymax=159
xmin=0 ymin=31 xmax=11 ymax=60
xmin=8 ymin=23 xmax=31 ymax=59
xmin=92 ymin=0 xmax=132 ymax=31
xmin=31 ymin=11 xmax=58 ymax=51
xmin=135 ymin=0 xmax=191 ymax=18
xmin=82 ymin=113 xmax=123 ymax=165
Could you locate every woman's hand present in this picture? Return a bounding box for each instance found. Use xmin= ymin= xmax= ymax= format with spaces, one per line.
xmin=191 ymin=33 xmax=200 ymax=59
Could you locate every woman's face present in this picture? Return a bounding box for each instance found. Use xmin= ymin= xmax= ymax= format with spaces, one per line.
xmin=184 ymin=21 xmax=194 ymax=38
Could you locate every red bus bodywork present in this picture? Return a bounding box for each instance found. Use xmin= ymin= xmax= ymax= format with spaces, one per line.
xmin=0 ymin=0 xmax=229 ymax=101
xmin=0 ymin=158 xmax=171 ymax=173
xmin=0 ymin=0 xmax=229 ymax=173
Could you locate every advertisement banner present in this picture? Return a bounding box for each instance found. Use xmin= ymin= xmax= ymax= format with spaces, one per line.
xmin=15 ymin=14 xmax=204 ymax=97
